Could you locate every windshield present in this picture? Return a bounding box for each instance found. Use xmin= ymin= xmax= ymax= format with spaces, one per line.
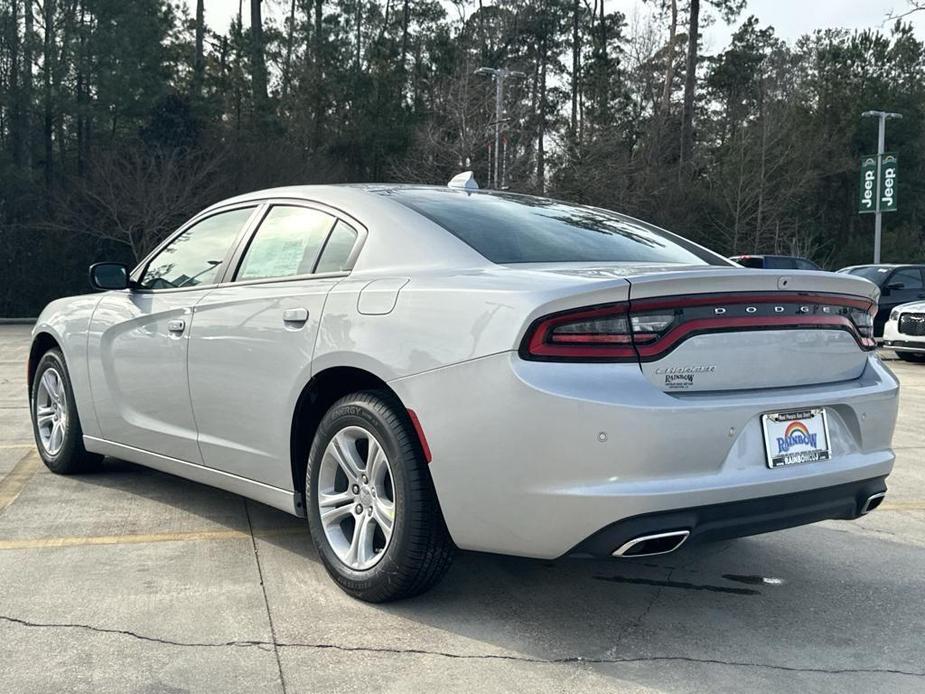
xmin=380 ymin=188 xmax=728 ymax=266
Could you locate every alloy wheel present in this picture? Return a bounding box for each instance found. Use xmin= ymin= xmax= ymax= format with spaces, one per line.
xmin=317 ymin=425 xmax=396 ymax=570
xmin=35 ymin=367 xmax=68 ymax=456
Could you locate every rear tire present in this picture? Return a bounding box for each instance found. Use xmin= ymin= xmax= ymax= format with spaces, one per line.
xmin=896 ymin=351 xmax=925 ymax=362
xmin=306 ymin=390 xmax=453 ymax=602
xmin=30 ymin=349 xmax=103 ymax=474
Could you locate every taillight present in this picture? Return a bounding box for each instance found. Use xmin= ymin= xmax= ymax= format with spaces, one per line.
xmin=524 ymin=303 xmax=636 ymax=360
xmin=849 ymin=307 xmax=875 ymax=344
xmin=521 ymin=292 xmax=878 ymax=362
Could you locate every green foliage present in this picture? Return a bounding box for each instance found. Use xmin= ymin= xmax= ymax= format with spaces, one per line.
xmin=0 ymin=0 xmax=924 ymax=316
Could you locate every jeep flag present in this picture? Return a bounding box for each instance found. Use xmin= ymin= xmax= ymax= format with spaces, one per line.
xmin=858 ymin=153 xmax=898 ymax=214
xmin=879 ymin=153 xmax=898 ymax=212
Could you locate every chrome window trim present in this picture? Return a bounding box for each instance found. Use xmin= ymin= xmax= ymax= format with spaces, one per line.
xmin=229 ymin=204 xmax=337 ymax=283
xmin=227 ymin=197 xmax=368 ymax=285
xmin=227 ymin=270 xmax=351 ymax=288
xmin=127 ymin=196 xmax=368 ymax=293
xmin=129 ymin=202 xmax=266 ymax=293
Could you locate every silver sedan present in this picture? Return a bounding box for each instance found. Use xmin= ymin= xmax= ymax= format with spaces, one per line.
xmin=28 ymin=183 xmax=898 ymax=601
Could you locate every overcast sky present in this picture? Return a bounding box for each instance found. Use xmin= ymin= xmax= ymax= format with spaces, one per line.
xmin=188 ymin=0 xmax=925 ymax=50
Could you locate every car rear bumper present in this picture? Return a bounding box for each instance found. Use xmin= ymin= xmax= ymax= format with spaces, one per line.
xmin=391 ymin=353 xmax=899 ymax=559
xmin=569 ymin=476 xmax=887 ymax=558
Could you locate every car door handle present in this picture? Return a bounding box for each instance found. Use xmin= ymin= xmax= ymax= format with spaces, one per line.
xmin=167 ymin=319 xmax=186 ymax=334
xmin=282 ymin=308 xmax=309 ymax=325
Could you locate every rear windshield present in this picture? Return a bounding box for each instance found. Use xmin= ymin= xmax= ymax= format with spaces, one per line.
xmin=380 ymin=188 xmax=727 ymax=265
xmin=733 ymin=256 xmax=765 ymax=268
xmin=763 ymin=256 xmax=799 ymax=269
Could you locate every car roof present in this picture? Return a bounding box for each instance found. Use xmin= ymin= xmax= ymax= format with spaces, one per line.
xmin=213 ymin=183 xmax=491 ymax=206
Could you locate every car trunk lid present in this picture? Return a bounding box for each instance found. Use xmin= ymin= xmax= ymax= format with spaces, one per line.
xmin=625 ymin=269 xmax=878 ymax=392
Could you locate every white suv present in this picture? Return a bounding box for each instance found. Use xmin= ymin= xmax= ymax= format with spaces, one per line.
xmin=883 ymin=300 xmax=925 ymax=362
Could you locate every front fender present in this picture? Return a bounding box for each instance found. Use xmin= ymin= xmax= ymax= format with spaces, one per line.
xmin=30 ymin=293 xmax=104 ymax=438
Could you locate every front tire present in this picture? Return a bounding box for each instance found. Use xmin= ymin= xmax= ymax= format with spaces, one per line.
xmin=896 ymin=351 xmax=925 ymax=362
xmin=306 ymin=390 xmax=453 ymax=602
xmin=30 ymin=349 xmax=103 ymax=474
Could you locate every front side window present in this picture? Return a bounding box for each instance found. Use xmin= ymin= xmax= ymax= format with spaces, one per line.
xmin=236 ymin=206 xmax=336 ymax=282
xmin=379 ymin=188 xmax=727 ymax=265
xmin=139 ymin=207 xmax=256 ymax=289
xmin=890 ymin=268 xmax=924 ymax=289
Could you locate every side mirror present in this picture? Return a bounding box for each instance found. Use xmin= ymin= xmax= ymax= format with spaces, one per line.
xmin=89 ymin=262 xmax=130 ymax=291
xmin=884 ymin=281 xmax=905 ymax=292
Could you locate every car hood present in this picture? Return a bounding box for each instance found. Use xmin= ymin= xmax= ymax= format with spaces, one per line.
xmin=894 ymin=300 xmax=925 ymax=314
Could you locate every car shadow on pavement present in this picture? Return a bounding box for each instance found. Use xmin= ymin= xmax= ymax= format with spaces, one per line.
xmin=70 ymin=456 xmax=924 ymax=685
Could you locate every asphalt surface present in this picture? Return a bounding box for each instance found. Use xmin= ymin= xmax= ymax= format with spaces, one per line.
xmin=0 ymin=322 xmax=923 ymax=693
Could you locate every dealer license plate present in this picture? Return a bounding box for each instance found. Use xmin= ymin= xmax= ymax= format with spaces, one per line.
xmin=761 ymin=409 xmax=831 ymax=469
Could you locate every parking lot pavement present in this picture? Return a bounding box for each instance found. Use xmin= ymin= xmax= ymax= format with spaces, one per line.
xmin=0 ymin=323 xmax=923 ymax=693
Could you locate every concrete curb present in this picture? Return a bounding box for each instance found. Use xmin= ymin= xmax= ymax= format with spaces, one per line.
xmin=0 ymin=319 xmax=36 ymax=325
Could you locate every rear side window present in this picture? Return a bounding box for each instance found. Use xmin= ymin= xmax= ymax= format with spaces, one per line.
xmin=236 ymin=206 xmax=335 ymax=281
xmin=381 ymin=189 xmax=726 ymax=265
xmin=315 ymin=220 xmax=359 ymax=273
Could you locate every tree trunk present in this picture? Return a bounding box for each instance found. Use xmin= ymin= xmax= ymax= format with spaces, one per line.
xmin=660 ymin=0 xmax=677 ymax=115
xmin=193 ymin=0 xmax=204 ymax=95
xmin=400 ymin=0 xmax=410 ymax=68
xmin=679 ymin=0 xmax=699 ymax=169
xmin=9 ymin=0 xmax=21 ymax=166
xmin=76 ymin=0 xmax=87 ymax=175
xmin=570 ymin=0 xmax=579 ymax=138
xmin=529 ymin=51 xmax=539 ymax=187
xmin=313 ymin=0 xmax=324 ymax=144
xmin=754 ymin=75 xmax=768 ymax=252
xmin=598 ymin=0 xmax=610 ymax=125
xmin=250 ymin=0 xmax=268 ymax=114
xmin=282 ymin=0 xmax=296 ymax=98
xmin=233 ymin=5 xmax=242 ymax=138
xmin=43 ymin=0 xmax=56 ymax=192
xmin=54 ymin=0 xmax=74 ymax=173
xmin=537 ymin=34 xmax=548 ymax=194
xmin=23 ymin=0 xmax=34 ymax=170
xmin=412 ymin=39 xmax=422 ymax=111
xmin=477 ymin=0 xmax=486 ymax=60
xmin=354 ymin=0 xmax=360 ymax=75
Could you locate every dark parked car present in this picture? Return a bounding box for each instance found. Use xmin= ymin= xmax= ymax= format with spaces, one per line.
xmin=838 ymin=264 xmax=925 ymax=337
xmin=730 ymin=254 xmax=821 ymax=270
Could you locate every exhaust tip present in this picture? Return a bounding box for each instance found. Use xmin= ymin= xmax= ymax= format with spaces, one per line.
xmin=613 ymin=530 xmax=691 ymax=558
xmin=860 ymin=492 xmax=886 ymax=515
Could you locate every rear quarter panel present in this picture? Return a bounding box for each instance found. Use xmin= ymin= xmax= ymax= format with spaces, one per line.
xmin=311 ymin=269 xmax=633 ymax=381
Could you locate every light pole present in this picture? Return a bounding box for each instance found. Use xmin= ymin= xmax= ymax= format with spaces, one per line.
xmin=861 ymin=110 xmax=902 ymax=263
xmin=474 ymin=66 xmax=524 ymax=189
